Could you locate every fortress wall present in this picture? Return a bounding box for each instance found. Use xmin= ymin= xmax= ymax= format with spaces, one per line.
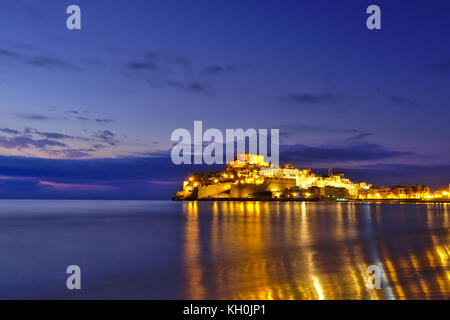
xmin=182 ymin=186 xmax=195 ymax=199
xmin=263 ymin=178 xmax=296 ymax=193
xmin=230 ymin=184 xmax=264 ymax=198
xmin=198 ymin=183 xmax=232 ymax=199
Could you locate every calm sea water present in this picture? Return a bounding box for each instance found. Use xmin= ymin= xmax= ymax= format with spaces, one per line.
xmin=0 ymin=200 xmax=449 ymax=300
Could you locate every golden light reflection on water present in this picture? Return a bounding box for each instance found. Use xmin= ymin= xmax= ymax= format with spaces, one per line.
xmin=183 ymin=201 xmax=205 ymax=299
xmin=183 ymin=201 xmax=450 ymax=300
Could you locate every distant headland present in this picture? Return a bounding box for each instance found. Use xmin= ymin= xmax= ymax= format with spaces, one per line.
xmin=173 ymin=154 xmax=450 ymax=202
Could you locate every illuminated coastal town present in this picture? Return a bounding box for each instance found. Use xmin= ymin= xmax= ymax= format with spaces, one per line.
xmin=174 ymin=154 xmax=450 ymax=202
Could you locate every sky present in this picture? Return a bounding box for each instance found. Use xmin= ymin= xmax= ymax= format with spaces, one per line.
xmin=0 ymin=0 xmax=449 ymax=199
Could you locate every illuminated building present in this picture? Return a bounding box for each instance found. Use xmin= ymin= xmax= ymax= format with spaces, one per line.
xmin=358 ymin=185 xmax=431 ymax=200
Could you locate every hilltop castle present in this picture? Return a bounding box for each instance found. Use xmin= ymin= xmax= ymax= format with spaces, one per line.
xmin=174 ymin=154 xmax=360 ymax=200
xmin=173 ymin=154 xmax=444 ymax=201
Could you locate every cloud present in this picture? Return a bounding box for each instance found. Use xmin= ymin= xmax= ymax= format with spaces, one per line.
xmin=200 ymin=64 xmax=243 ymax=75
xmin=166 ymin=80 xmax=211 ymax=93
xmin=0 ymin=126 xmax=119 ymax=158
xmin=426 ymin=60 xmax=450 ymax=73
xmin=0 ymin=46 xmax=77 ymax=71
xmin=82 ymin=58 xmax=104 ymax=66
xmin=280 ymin=142 xmax=412 ymax=165
xmin=17 ymin=114 xmax=52 ymax=121
xmin=344 ymin=131 xmax=372 ymax=141
xmin=17 ymin=1 xmax=44 ymax=20
xmin=25 ymin=129 xmax=75 ymax=140
xmin=92 ymin=144 xmax=105 ymax=150
xmin=5 ymin=40 xmax=38 ymax=51
xmin=127 ymin=60 xmax=158 ymax=71
xmin=0 ymin=47 xmax=21 ymax=58
xmin=94 ymin=118 xmax=115 ymax=124
xmin=60 ymin=109 xmax=115 ymax=124
xmin=343 ymin=164 xmax=450 ymax=190
xmin=0 ymin=136 xmax=67 ymax=149
xmin=346 ymin=132 xmax=372 ymax=141
xmin=389 ymin=95 xmax=417 ymax=106
xmin=280 ymin=125 xmax=372 ymax=142
xmin=279 ymin=92 xmax=341 ymax=105
xmin=0 ymin=153 xmax=196 ymax=199
xmin=0 ymin=128 xmax=21 ymax=135
xmin=27 ymin=56 xmax=77 ymax=70
xmin=46 ymin=148 xmax=96 ymax=158
xmin=39 ymin=180 xmax=115 ymax=190
xmin=22 ymin=128 xmax=91 ymax=143
xmin=124 ymin=51 xmax=242 ymax=94
xmin=33 ymin=132 xmax=69 ymax=140
xmin=187 ymin=82 xmax=210 ymax=93
xmin=0 ymin=152 xmax=216 ymax=183
xmin=94 ymin=130 xmax=119 ymax=146
xmin=377 ymin=89 xmax=418 ymax=107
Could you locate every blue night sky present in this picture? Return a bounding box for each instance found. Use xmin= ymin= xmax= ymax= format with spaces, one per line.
xmin=0 ymin=0 xmax=449 ymax=199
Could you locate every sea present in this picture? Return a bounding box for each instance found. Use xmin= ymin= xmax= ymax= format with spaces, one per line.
xmin=0 ymin=200 xmax=449 ymax=299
